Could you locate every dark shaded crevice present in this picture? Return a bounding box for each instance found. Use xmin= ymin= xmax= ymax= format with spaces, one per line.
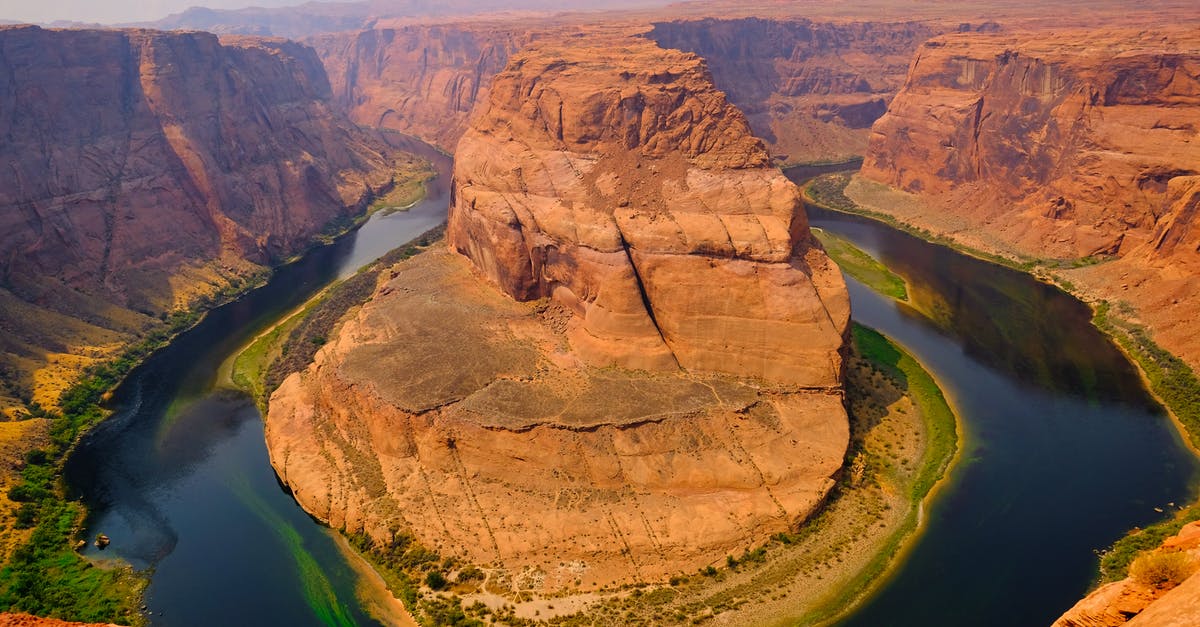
xmin=615 ymin=228 xmax=680 ymax=368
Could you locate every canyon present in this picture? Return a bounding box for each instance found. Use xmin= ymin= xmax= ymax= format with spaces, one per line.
xmin=0 ymin=1 xmax=1199 ymax=625
xmin=309 ymin=17 xmax=942 ymax=162
xmin=854 ymin=27 xmax=1200 ymax=369
xmin=0 ymin=25 xmax=415 ymax=414
xmin=266 ymin=33 xmax=850 ymax=594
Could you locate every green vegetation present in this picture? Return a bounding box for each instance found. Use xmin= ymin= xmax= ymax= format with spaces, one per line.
xmin=1129 ymin=550 xmax=1198 ymax=588
xmin=369 ymin=169 xmax=434 ymax=215
xmin=346 ymin=532 xmax=485 ymax=627
xmin=812 ymin=227 xmax=908 ymax=300
xmin=1092 ymin=302 xmax=1200 ymax=583
xmin=1094 ymin=302 xmax=1200 ymax=452
xmin=788 ymin=324 xmax=958 ymax=625
xmin=231 ymin=477 xmax=354 ymax=627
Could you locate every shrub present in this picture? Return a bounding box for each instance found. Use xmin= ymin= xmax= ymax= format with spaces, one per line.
xmin=425 ymin=571 xmax=448 ymax=591
xmin=1129 ymin=551 xmax=1197 ymax=588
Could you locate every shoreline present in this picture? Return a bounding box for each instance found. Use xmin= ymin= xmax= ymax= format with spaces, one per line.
xmin=238 ymin=233 xmax=962 ymax=626
xmin=0 ymin=161 xmax=433 ymax=624
xmin=801 ymin=171 xmax=1200 ymax=591
xmin=803 ymin=324 xmax=964 ymax=627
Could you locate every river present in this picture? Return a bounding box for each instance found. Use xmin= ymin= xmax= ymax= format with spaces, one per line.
xmin=58 ymin=154 xmax=1198 ymax=626
xmin=63 ymin=136 xmax=450 ymax=627
xmin=787 ymin=177 xmax=1200 ymax=625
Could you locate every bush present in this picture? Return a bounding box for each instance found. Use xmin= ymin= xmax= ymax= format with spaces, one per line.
xmin=425 ymin=571 xmax=448 ymax=591
xmin=1129 ymin=551 xmax=1197 ymax=588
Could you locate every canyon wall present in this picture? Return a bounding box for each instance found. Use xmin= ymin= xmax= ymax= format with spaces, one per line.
xmin=0 ymin=26 xmax=405 ymax=412
xmin=645 ymin=17 xmax=941 ymax=164
xmin=267 ymin=34 xmax=850 ymax=593
xmin=855 ymin=28 xmax=1200 ymax=367
xmin=312 ymin=16 xmax=941 ymax=163
xmin=310 ymin=24 xmax=530 ymax=151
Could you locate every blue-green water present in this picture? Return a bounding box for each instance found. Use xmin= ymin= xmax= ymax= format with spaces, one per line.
xmin=63 ymin=136 xmax=449 ymax=627
xmin=797 ymin=197 xmax=1200 ymax=626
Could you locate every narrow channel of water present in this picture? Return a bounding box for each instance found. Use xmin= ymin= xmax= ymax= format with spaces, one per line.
xmin=63 ymin=136 xmax=450 ymax=627
xmin=796 ymin=200 xmax=1200 ymax=626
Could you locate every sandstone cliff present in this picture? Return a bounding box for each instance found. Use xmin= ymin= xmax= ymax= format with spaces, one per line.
xmin=267 ymin=35 xmax=849 ymax=593
xmin=0 ymin=26 xmax=406 ymax=412
xmin=855 ymin=28 xmax=1200 ymax=368
xmin=310 ymin=24 xmax=530 ymax=151
xmin=449 ymin=35 xmax=850 ymax=386
xmin=646 ymin=17 xmax=939 ymax=164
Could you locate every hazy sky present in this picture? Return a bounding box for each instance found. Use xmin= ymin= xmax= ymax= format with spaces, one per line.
xmin=0 ymin=0 xmax=306 ymax=24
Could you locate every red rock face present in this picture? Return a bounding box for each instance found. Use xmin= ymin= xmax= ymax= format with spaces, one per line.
xmin=645 ymin=17 xmax=938 ymax=164
xmin=310 ymin=24 xmax=530 ymax=151
xmin=857 ymin=28 xmax=1200 ymax=367
xmin=0 ymin=25 xmax=398 ymax=409
xmin=447 ymin=35 xmax=849 ymax=387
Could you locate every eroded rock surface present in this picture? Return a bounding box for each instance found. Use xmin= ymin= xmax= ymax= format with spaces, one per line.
xmin=449 ymin=35 xmax=850 ymax=387
xmin=0 ymin=26 xmax=405 ymax=411
xmin=856 ymin=28 xmax=1200 ymax=368
xmin=311 ymin=24 xmax=531 ymax=151
xmin=268 ymin=35 xmax=850 ymax=591
xmin=268 ymin=249 xmax=848 ymax=590
xmin=646 ymin=17 xmax=937 ymax=164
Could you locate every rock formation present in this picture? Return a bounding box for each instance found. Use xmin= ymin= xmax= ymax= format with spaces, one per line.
xmin=449 ymin=34 xmax=850 ymax=386
xmin=1053 ymin=522 xmax=1200 ymax=627
xmin=855 ymin=28 xmax=1200 ymax=368
xmin=0 ymin=26 xmax=406 ymax=412
xmin=310 ymin=24 xmax=530 ymax=151
xmin=267 ymin=34 xmax=850 ymax=592
xmin=646 ymin=17 xmax=937 ymax=164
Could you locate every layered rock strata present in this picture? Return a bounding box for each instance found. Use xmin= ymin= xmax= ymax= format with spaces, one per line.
xmin=313 ymin=16 xmax=938 ymax=164
xmin=855 ymin=28 xmax=1200 ymax=367
xmin=268 ymin=36 xmax=850 ymax=591
xmin=449 ymin=36 xmax=850 ymax=386
xmin=646 ymin=17 xmax=939 ymax=164
xmin=0 ymin=26 xmax=404 ymax=411
xmin=310 ymin=24 xmax=531 ymax=151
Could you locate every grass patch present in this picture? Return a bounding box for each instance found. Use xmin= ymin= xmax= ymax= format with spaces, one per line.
xmin=369 ymin=170 xmax=433 ymax=214
xmin=812 ymin=227 xmax=908 ymax=300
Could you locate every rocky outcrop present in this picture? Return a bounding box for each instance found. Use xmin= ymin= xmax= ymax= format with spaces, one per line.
xmin=1053 ymin=522 xmax=1200 ymax=627
xmin=855 ymin=28 xmax=1200 ymax=367
xmin=310 ymin=24 xmax=530 ymax=151
xmin=267 ymin=35 xmax=849 ymax=592
xmin=449 ymin=35 xmax=850 ymax=386
xmin=0 ymin=26 xmax=404 ymax=411
xmin=646 ymin=17 xmax=938 ymax=164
